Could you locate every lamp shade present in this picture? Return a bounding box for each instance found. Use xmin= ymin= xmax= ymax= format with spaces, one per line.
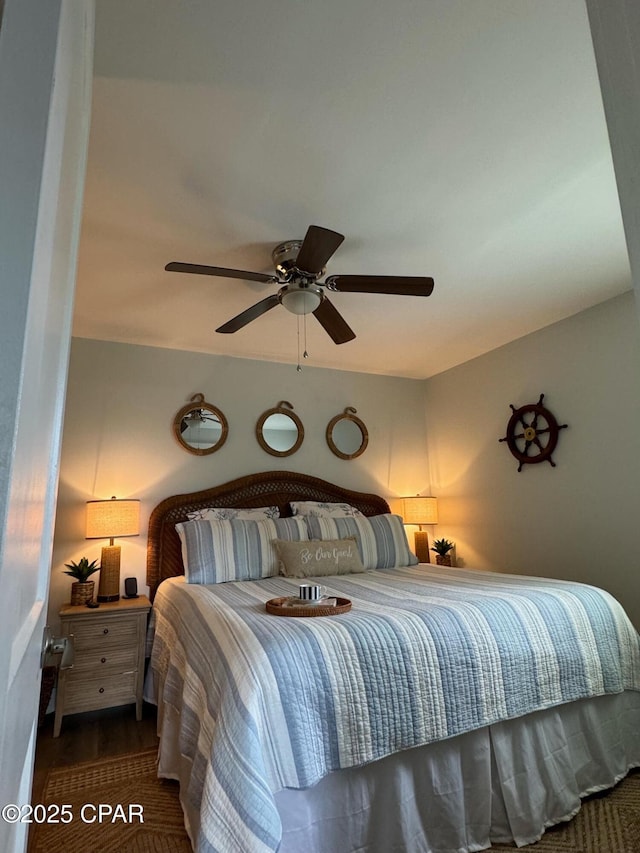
xmin=398 ymin=496 xmax=438 ymax=525
xmin=86 ymin=497 xmax=140 ymax=540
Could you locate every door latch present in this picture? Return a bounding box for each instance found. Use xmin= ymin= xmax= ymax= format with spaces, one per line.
xmin=41 ymin=626 xmax=75 ymax=670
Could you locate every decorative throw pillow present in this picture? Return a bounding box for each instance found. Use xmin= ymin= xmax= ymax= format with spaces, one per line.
xmin=186 ymin=505 xmax=280 ymax=521
xmin=176 ymin=516 xmax=308 ymax=583
xmin=303 ymin=514 xmax=418 ymax=570
xmin=289 ymin=500 xmax=364 ymax=518
xmin=275 ymin=537 xmax=365 ymax=578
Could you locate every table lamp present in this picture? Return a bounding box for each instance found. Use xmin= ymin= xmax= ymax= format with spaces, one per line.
xmin=397 ymin=496 xmax=438 ymax=563
xmin=86 ymin=496 xmax=140 ymax=601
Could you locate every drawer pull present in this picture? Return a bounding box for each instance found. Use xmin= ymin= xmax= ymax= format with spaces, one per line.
xmin=99 ymin=687 xmax=104 ymax=694
xmin=103 ymin=628 xmax=109 ymax=635
xmin=101 ymin=657 xmax=106 ymax=664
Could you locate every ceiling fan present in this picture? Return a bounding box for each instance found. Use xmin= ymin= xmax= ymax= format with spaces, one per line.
xmin=165 ymin=225 xmax=434 ymax=344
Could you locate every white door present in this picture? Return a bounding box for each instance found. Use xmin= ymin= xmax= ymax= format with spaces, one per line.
xmin=0 ymin=2 xmax=93 ymax=851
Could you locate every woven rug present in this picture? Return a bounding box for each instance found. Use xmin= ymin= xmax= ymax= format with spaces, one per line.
xmin=29 ymin=749 xmax=640 ymax=853
xmin=491 ymin=769 xmax=640 ymax=853
xmin=29 ymin=748 xmax=191 ymax=853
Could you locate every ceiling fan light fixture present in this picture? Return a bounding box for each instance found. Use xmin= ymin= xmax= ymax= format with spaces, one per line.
xmin=167 ymin=224 xmax=434 ymax=342
xmin=280 ymin=286 xmax=323 ymax=315
xmin=186 ymin=409 xmax=205 ymax=424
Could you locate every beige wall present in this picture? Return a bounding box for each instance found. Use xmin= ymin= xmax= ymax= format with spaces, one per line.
xmin=425 ymin=291 xmax=640 ymax=628
xmin=49 ymin=338 xmax=428 ymax=627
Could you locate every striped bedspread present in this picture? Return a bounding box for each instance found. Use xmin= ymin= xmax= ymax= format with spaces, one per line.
xmin=145 ymin=565 xmax=640 ymax=853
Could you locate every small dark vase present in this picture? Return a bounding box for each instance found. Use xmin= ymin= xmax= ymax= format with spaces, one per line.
xmin=435 ymin=554 xmax=452 ymax=567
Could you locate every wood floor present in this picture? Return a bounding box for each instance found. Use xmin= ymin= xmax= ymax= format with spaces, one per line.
xmin=32 ymin=701 xmax=159 ymax=803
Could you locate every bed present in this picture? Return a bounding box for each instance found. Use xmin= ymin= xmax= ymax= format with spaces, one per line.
xmin=144 ymin=470 xmax=640 ymax=853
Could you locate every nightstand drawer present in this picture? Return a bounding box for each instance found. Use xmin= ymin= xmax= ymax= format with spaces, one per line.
xmin=63 ymin=671 xmax=137 ymax=714
xmin=68 ymin=646 xmax=138 ymax=674
xmin=64 ymin=616 xmax=139 ymax=650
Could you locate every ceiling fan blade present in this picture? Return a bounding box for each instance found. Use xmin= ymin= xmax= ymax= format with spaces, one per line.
xmin=324 ymin=275 xmax=434 ymax=296
xmin=216 ymin=294 xmax=280 ymax=334
xmin=166 ymin=262 xmax=276 ymax=284
xmin=313 ymin=295 xmax=356 ymax=344
xmin=295 ymin=226 xmax=345 ymax=276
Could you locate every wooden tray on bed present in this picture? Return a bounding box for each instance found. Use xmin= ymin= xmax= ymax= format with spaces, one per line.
xmin=265 ymin=596 xmax=352 ymax=617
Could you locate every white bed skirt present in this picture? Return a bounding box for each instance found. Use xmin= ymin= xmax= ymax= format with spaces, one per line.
xmin=156 ymin=690 xmax=640 ymax=853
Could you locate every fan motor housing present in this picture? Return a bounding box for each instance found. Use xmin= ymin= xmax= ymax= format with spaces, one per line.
xmin=272 ymin=240 xmax=325 ymax=281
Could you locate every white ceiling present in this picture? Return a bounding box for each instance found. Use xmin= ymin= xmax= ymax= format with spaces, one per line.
xmin=72 ymin=0 xmax=631 ymax=379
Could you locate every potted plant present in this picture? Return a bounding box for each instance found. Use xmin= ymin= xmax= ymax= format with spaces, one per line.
xmin=431 ymin=538 xmax=455 ymax=567
xmin=64 ymin=557 xmax=100 ymax=605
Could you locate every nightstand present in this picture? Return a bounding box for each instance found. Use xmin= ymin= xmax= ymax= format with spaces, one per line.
xmin=53 ymin=596 xmax=151 ymax=737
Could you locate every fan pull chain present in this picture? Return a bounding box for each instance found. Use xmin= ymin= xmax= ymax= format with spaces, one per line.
xmin=296 ymin=306 xmax=310 ymax=372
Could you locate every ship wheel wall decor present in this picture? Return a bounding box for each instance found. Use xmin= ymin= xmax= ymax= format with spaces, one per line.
xmin=499 ymin=394 xmax=568 ymax=472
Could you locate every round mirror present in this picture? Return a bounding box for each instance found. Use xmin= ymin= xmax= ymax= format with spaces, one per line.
xmin=256 ymin=401 xmax=304 ymax=457
xmin=326 ymin=407 xmax=369 ymax=460
xmin=173 ymin=393 xmax=229 ymax=456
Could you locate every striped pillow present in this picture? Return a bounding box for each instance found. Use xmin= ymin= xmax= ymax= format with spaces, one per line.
xmin=303 ymin=514 xmax=418 ymax=570
xmin=176 ymin=517 xmax=308 ymax=583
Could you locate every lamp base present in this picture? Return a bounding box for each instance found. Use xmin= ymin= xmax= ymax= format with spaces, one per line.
xmin=97 ymin=545 xmax=121 ymax=602
xmin=414 ymin=531 xmax=431 ymax=563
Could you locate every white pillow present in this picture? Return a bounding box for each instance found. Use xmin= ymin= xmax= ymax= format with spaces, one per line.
xmin=186 ymin=505 xmax=280 ymax=521
xmin=176 ymin=516 xmax=308 ymax=583
xmin=289 ymin=500 xmax=364 ymax=518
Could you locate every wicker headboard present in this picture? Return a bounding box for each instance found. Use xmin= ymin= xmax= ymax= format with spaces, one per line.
xmin=146 ymin=470 xmax=390 ymax=600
